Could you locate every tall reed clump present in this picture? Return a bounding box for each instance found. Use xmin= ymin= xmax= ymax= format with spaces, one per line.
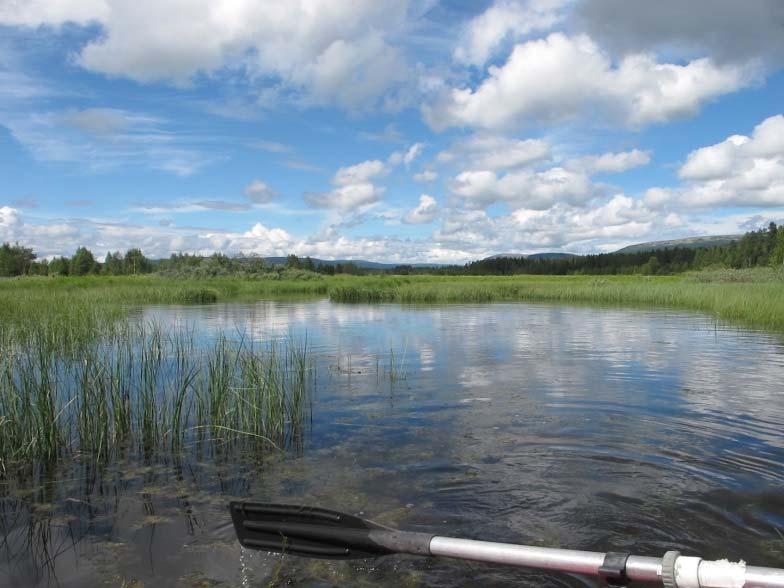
xmin=0 ymin=323 xmax=312 ymax=471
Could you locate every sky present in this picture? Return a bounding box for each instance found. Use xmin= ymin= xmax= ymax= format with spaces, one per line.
xmin=0 ymin=0 xmax=783 ymax=264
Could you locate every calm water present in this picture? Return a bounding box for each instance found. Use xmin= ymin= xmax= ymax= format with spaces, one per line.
xmin=2 ymin=300 xmax=784 ymax=587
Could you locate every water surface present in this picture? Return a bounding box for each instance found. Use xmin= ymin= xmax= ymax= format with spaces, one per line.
xmin=3 ymin=300 xmax=784 ymax=587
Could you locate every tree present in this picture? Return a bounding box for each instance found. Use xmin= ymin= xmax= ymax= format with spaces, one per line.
xmin=771 ymin=229 xmax=784 ymax=266
xmin=641 ymin=256 xmax=661 ymax=275
xmin=48 ymin=256 xmax=70 ymax=276
xmin=70 ymin=247 xmax=97 ymax=276
xmin=286 ymin=254 xmax=301 ymax=269
xmin=123 ymin=248 xmax=151 ymax=274
xmin=103 ymin=251 xmax=124 ymax=275
xmin=0 ymin=242 xmax=36 ymax=276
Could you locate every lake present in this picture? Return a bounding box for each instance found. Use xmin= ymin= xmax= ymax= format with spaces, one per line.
xmin=2 ymin=300 xmax=784 ymax=587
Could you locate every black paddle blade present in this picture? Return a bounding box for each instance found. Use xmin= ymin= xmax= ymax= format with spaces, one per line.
xmin=229 ymin=502 xmax=396 ymax=559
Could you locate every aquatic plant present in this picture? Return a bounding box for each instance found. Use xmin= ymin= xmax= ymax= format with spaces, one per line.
xmin=0 ymin=323 xmax=313 ymax=471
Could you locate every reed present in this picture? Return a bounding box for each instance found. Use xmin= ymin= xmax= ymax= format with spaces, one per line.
xmin=328 ymin=273 xmax=784 ymax=332
xmin=0 ymin=323 xmax=313 ymax=470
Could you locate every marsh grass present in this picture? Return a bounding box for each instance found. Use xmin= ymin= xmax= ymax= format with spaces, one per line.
xmin=329 ymin=274 xmax=784 ymax=332
xmin=0 ymin=276 xmax=329 ymax=351
xmin=0 ymin=323 xmax=312 ymax=472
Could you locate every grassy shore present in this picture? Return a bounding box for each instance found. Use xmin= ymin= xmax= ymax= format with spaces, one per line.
xmin=2 ymin=270 xmax=784 ymax=337
xmin=0 ymin=275 xmax=329 ymax=350
xmin=330 ymin=271 xmax=784 ymax=332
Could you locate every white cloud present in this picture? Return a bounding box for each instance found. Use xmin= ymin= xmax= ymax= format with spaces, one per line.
xmin=403 ymin=142 xmax=424 ymax=166
xmin=0 ymin=206 xmax=21 ymax=241
xmin=61 ymin=107 xmax=152 ymax=135
xmin=426 ymin=33 xmax=756 ymax=131
xmin=0 ymin=0 xmax=109 ymax=26
xmin=453 ymin=0 xmax=568 ymax=67
xmin=243 ymin=179 xmax=277 ymax=203
xmin=242 ymin=222 xmax=292 ymax=245
xmin=403 ymin=194 xmax=439 ymax=224
xmin=1 ymin=0 xmax=415 ymax=110
xmin=1 ymin=107 xmax=212 ymax=176
xmin=438 ymin=134 xmax=551 ymax=171
xmin=414 ymin=170 xmax=438 ymax=182
xmin=303 ymin=149 xmax=420 ymax=213
xmin=333 ymin=160 xmax=387 ymax=186
xmin=304 ymin=183 xmax=384 ymax=211
xmin=669 ymin=114 xmax=784 ymax=207
xmin=450 ymin=166 xmax=594 ymax=210
xmin=436 ymin=194 xmax=684 ymax=254
xmin=567 ymin=149 xmax=651 ymax=174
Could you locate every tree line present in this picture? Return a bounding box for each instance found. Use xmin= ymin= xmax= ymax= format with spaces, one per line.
xmin=1 ymin=223 xmax=783 ymax=279
xmin=458 ymin=223 xmax=784 ymax=275
xmin=0 ymin=246 xmax=152 ymax=277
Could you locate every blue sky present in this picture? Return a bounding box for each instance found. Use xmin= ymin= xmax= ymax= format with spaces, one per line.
xmin=1 ymin=0 xmax=783 ymax=263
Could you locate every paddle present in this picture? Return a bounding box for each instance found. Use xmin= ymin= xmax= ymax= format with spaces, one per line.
xmin=229 ymin=502 xmax=784 ymax=587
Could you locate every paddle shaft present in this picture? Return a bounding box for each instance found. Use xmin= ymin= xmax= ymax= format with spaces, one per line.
xmin=426 ymin=536 xmax=784 ymax=588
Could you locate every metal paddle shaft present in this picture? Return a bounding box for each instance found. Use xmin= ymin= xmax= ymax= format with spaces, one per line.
xmin=229 ymin=502 xmax=784 ymax=588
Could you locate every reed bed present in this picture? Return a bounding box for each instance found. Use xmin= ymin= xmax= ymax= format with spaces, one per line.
xmin=329 ymin=274 xmax=784 ymax=332
xmin=0 ymin=323 xmax=312 ymax=471
xmin=0 ymin=275 xmax=329 ymax=351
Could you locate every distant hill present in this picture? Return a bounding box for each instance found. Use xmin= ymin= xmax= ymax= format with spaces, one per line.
xmin=261 ymin=257 xmax=446 ymax=269
xmin=614 ymin=235 xmax=742 ymax=254
xmin=484 ymin=252 xmax=577 ymax=261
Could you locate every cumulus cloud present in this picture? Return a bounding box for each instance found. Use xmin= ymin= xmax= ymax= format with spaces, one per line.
xmin=450 ymin=166 xmax=594 ymax=210
xmin=333 ymin=160 xmax=387 ymax=186
xmin=436 ymin=194 xmax=683 ymax=253
xmin=667 ymin=114 xmax=784 ymax=208
xmin=453 ymin=0 xmax=568 ymax=67
xmin=403 ymin=194 xmax=439 ymax=224
xmin=438 ymin=134 xmax=551 ymax=171
xmin=426 ymin=33 xmax=756 ymax=131
xmin=243 ymin=179 xmax=277 ymax=204
xmin=0 ymin=206 xmax=21 ymax=235
xmin=304 ymin=183 xmax=384 ymax=211
xmin=566 ymin=149 xmax=651 ymax=174
xmin=0 ymin=205 xmax=469 ymax=263
xmin=0 ymin=0 xmax=416 ymax=110
xmin=306 ymin=149 xmax=422 ymax=212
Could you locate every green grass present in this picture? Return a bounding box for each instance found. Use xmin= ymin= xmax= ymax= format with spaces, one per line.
xmin=328 ymin=271 xmax=784 ymax=332
xmin=0 ymin=322 xmax=312 ymax=470
xmin=0 ymin=275 xmax=329 ymax=350
xmin=2 ymin=271 xmax=784 ymax=342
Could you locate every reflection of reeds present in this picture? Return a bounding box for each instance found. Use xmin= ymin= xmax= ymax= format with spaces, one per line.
xmin=0 ymin=324 xmax=313 ymax=470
